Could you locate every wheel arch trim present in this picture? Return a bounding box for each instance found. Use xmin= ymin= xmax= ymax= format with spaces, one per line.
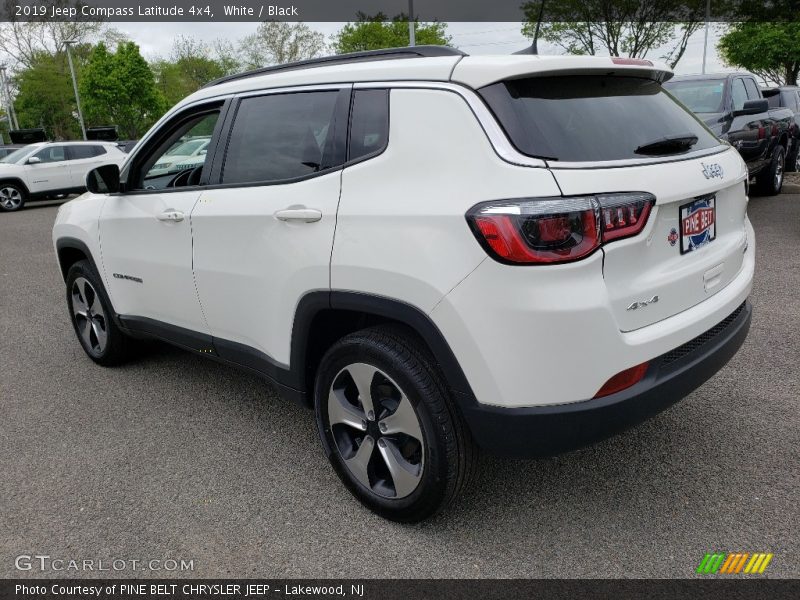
xmin=290 ymin=291 xmax=475 ymax=398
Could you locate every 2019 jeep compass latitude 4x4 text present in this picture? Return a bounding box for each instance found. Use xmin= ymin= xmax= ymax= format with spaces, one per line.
xmin=53 ymin=47 xmax=754 ymax=522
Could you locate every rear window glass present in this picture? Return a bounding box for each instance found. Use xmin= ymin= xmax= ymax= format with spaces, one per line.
xmin=480 ymin=76 xmax=721 ymax=162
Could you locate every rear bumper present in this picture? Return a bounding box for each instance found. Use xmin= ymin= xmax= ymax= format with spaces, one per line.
xmin=456 ymin=301 xmax=752 ymax=458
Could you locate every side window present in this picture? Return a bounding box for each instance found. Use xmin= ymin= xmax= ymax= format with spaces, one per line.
xmin=348 ymin=89 xmax=389 ymax=162
xmin=222 ymin=90 xmax=341 ymax=185
xmin=731 ymin=79 xmax=748 ymax=111
xmin=68 ymin=145 xmax=97 ymax=160
xmin=743 ymin=78 xmax=761 ymax=100
xmin=794 ymin=91 xmax=800 ymax=111
xmin=33 ymin=145 xmax=66 ymax=163
xmin=132 ymin=109 xmax=221 ymax=191
xmin=93 ymin=145 xmax=107 ymax=157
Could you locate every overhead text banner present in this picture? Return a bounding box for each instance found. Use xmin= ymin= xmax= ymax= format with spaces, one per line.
xmin=1 ymin=0 xmax=799 ymax=23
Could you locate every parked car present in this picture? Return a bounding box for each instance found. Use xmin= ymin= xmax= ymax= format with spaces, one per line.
xmin=0 ymin=144 xmax=25 ymax=160
xmin=53 ymin=48 xmax=754 ymax=522
xmin=0 ymin=141 xmax=126 ymax=212
xmin=664 ymin=72 xmax=794 ymax=194
xmin=762 ymin=85 xmax=800 ymax=171
xmin=146 ymin=136 xmax=210 ymax=177
xmin=116 ymin=140 xmax=139 ymax=154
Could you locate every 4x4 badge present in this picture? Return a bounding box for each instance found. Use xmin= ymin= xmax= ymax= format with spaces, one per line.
xmin=702 ymin=163 xmax=724 ymax=179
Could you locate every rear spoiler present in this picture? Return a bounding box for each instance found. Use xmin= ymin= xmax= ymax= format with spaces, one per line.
xmin=451 ymin=55 xmax=673 ymax=89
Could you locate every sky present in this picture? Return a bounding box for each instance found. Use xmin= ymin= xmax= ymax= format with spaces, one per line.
xmin=111 ymin=21 xmax=734 ymax=76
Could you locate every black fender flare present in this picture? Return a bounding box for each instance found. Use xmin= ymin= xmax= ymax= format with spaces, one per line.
xmin=289 ymin=291 xmax=474 ymax=398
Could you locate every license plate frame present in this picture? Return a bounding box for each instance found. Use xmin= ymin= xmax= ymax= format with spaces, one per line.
xmin=679 ymin=195 xmax=716 ymax=255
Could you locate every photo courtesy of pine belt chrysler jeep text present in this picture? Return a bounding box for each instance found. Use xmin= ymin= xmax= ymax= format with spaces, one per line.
xmin=52 ymin=47 xmax=755 ymax=522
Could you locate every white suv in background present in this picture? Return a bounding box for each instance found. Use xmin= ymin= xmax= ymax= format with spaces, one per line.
xmin=52 ymin=47 xmax=755 ymax=522
xmin=0 ymin=141 xmax=126 ymax=212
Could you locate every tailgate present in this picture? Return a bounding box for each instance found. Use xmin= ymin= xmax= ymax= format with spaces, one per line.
xmin=549 ymin=147 xmax=749 ymax=331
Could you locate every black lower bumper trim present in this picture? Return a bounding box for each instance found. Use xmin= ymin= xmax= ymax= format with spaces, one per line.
xmin=457 ymin=301 xmax=752 ymax=458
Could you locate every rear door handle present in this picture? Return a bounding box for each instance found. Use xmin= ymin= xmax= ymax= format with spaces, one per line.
xmin=157 ymin=209 xmax=184 ymax=222
xmin=274 ymin=207 xmax=322 ymax=223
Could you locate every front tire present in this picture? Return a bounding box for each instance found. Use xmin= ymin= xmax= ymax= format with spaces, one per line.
xmin=0 ymin=183 xmax=26 ymax=212
xmin=65 ymin=260 xmax=133 ymax=366
xmin=315 ymin=326 xmax=477 ymax=522
xmin=755 ymin=146 xmax=785 ymax=196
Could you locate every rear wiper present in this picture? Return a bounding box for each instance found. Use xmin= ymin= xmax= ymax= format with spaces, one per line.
xmin=634 ymin=134 xmax=698 ymax=155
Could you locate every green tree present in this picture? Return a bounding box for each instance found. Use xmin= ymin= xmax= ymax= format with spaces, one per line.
xmin=239 ymin=21 xmax=327 ymax=68
xmin=13 ymin=49 xmax=85 ymax=139
xmin=332 ymin=13 xmax=450 ymax=54
xmin=521 ymin=0 xmax=705 ymax=69
xmin=80 ymin=42 xmax=166 ymax=139
xmin=718 ymin=22 xmax=800 ymax=86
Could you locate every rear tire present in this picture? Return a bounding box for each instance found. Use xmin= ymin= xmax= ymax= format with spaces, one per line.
xmin=65 ymin=260 xmax=134 ymax=366
xmin=755 ymin=146 xmax=785 ymax=196
xmin=314 ymin=325 xmax=477 ymax=522
xmin=0 ymin=182 xmax=26 ymax=212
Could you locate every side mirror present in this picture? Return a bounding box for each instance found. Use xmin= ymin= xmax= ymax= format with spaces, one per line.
xmin=733 ymin=99 xmax=768 ymax=117
xmin=86 ymin=164 xmax=121 ymax=194
xmin=26 ymin=156 xmax=41 ymax=164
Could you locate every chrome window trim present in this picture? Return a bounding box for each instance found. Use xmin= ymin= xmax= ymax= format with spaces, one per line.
xmin=354 ymin=80 xmax=547 ymax=168
xmin=355 ymin=81 xmax=731 ymax=171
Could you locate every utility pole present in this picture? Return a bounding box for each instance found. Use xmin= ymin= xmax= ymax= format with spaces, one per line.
xmin=64 ymin=40 xmax=87 ymax=140
xmin=408 ymin=0 xmax=415 ymax=47
xmin=0 ymin=65 xmax=19 ymax=130
xmin=701 ymin=0 xmax=711 ymax=74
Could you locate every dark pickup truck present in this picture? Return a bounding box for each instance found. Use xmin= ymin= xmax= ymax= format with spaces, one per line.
xmin=762 ymin=85 xmax=800 ymax=172
xmin=664 ymin=72 xmax=795 ymax=195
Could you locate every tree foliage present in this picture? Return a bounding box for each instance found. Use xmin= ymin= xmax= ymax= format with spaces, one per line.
xmin=80 ymin=42 xmax=165 ymax=139
xmin=520 ymin=0 xmax=705 ymax=69
xmin=332 ymin=13 xmax=451 ymax=54
xmin=718 ymin=22 xmax=800 ymax=86
xmin=151 ymin=36 xmax=231 ymax=106
xmin=239 ymin=21 xmax=326 ymax=68
xmin=13 ymin=50 xmax=83 ymax=139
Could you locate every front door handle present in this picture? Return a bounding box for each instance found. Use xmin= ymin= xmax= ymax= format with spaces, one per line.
xmin=274 ymin=207 xmax=322 ymax=223
xmin=157 ymin=209 xmax=184 ymax=222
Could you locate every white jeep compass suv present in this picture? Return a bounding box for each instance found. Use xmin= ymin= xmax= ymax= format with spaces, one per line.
xmin=52 ymin=47 xmax=755 ymax=522
xmin=0 ymin=141 xmax=126 ymax=211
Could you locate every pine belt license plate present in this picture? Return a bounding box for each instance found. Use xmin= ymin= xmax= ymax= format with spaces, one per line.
xmin=680 ymin=196 xmax=716 ymax=254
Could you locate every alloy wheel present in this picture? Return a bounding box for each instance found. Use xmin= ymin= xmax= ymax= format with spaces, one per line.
xmin=775 ymin=151 xmax=784 ymax=190
xmin=0 ymin=186 xmax=22 ymax=210
xmin=71 ymin=277 xmax=108 ymax=355
xmin=327 ymin=363 xmax=424 ymax=499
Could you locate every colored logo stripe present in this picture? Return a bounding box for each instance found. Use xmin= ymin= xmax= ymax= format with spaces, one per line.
xmin=697 ymin=553 xmax=773 ymax=574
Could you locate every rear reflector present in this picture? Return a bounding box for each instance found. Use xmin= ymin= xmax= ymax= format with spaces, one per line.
xmin=593 ymin=362 xmax=649 ymax=398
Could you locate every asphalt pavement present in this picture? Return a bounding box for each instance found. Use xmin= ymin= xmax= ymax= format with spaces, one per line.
xmin=1 ymin=194 xmax=798 ymax=578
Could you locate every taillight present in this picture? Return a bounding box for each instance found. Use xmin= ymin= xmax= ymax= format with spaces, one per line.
xmin=467 ymin=193 xmax=655 ymax=265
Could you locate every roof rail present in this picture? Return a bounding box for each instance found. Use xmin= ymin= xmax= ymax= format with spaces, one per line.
xmin=202 ymin=46 xmax=467 ymax=89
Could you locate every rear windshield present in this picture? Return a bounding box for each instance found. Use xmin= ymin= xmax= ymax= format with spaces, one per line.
xmin=479 ymin=75 xmax=721 ymax=162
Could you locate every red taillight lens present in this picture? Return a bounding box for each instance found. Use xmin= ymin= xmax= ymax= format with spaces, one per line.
xmin=593 ymin=362 xmax=649 ymax=398
xmin=472 ymin=197 xmax=599 ymax=264
xmin=468 ymin=193 xmax=654 ymax=265
xmin=597 ymin=193 xmax=654 ymax=242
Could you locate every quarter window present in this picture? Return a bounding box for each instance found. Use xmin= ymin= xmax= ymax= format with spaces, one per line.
xmin=348 ymin=89 xmax=389 ymax=161
xmin=222 ymin=91 xmax=341 ymax=185
xmin=133 ymin=110 xmax=221 ymax=191
xmin=69 ymin=145 xmax=106 ymax=159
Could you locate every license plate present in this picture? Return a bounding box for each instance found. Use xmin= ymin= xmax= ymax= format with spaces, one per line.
xmin=679 ymin=196 xmax=716 ymax=254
